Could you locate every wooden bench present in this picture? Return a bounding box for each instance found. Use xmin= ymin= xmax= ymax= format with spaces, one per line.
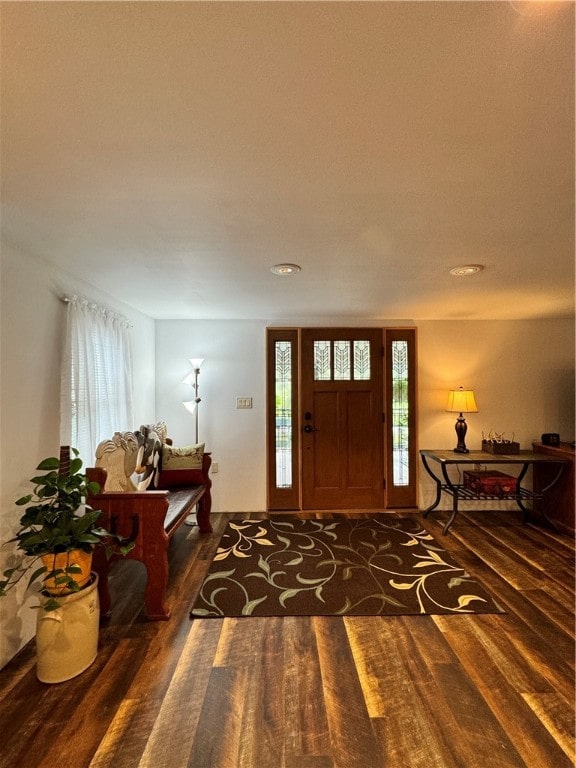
xmin=87 ymin=451 xmax=212 ymax=620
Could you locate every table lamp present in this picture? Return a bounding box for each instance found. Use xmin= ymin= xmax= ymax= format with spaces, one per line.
xmin=446 ymin=386 xmax=478 ymax=453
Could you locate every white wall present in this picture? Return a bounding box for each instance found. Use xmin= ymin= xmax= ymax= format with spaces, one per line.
xmin=0 ymin=242 xmax=156 ymax=668
xmin=155 ymin=320 xmax=267 ymax=513
xmin=155 ymin=318 xmax=575 ymax=512
xmin=417 ymin=319 xmax=575 ymax=507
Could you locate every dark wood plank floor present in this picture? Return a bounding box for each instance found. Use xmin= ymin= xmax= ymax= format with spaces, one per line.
xmin=0 ymin=508 xmax=574 ymax=768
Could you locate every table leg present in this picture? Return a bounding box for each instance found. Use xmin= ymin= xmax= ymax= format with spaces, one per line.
xmin=440 ymin=463 xmax=460 ymax=534
xmin=421 ymin=454 xmax=442 ymax=517
xmin=442 ymin=493 xmax=459 ymax=535
xmin=514 ymin=462 xmax=531 ymax=519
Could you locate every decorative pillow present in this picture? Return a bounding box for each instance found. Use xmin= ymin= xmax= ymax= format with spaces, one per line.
xmin=161 ymin=443 xmax=205 ymax=470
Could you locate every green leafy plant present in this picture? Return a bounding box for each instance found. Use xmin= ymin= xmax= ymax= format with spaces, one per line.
xmin=0 ymin=448 xmax=133 ymax=610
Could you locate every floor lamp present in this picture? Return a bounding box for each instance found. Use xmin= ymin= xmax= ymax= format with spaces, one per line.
xmin=182 ymin=357 xmax=205 ymax=444
xmin=182 ymin=357 xmax=205 ymax=525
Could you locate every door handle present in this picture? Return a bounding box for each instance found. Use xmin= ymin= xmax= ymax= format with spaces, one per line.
xmin=303 ymin=424 xmax=318 ymax=433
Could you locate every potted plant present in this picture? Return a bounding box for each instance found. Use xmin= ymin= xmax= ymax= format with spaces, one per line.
xmin=0 ymin=446 xmax=133 ymax=682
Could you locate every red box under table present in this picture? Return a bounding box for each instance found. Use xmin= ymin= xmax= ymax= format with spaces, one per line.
xmin=463 ymin=470 xmax=517 ymax=496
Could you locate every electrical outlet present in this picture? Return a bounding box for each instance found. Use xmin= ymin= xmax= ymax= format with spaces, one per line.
xmin=236 ymin=397 xmax=253 ymax=409
xmin=212 ymin=462 xmax=219 ymax=473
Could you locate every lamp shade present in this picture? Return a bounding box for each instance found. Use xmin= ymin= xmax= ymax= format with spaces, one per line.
xmin=446 ymin=387 xmax=478 ymax=414
xmin=182 ymin=400 xmax=198 ymax=414
xmin=189 ymin=358 xmax=205 ymax=370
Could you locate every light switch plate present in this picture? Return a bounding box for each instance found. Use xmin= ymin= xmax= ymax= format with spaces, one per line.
xmin=236 ymin=397 xmax=253 ymax=409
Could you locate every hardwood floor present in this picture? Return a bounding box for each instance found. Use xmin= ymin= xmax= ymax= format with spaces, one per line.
xmin=0 ymin=509 xmax=574 ymax=768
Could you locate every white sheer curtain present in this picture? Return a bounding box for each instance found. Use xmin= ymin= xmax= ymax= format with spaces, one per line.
xmin=60 ymin=296 xmax=134 ymax=467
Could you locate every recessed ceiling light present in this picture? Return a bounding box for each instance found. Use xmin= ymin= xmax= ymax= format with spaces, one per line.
xmin=271 ymin=263 xmax=301 ymax=276
xmin=449 ymin=265 xmax=484 ymax=277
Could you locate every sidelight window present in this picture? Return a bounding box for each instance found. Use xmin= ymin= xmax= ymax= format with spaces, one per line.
xmin=391 ymin=340 xmax=409 ymax=486
xmin=274 ymin=340 xmax=293 ymax=489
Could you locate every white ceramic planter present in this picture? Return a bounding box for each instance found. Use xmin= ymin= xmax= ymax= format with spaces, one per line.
xmin=35 ymin=573 xmax=100 ymax=684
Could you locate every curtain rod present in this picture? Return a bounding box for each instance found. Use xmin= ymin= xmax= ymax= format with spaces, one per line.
xmin=59 ymin=295 xmax=133 ymax=327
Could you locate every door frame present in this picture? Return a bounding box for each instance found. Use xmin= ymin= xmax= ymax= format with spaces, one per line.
xmin=266 ymin=327 xmax=418 ymax=511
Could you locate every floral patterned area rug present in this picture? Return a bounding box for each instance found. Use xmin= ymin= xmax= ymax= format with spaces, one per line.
xmin=189 ymin=517 xmax=504 ymax=618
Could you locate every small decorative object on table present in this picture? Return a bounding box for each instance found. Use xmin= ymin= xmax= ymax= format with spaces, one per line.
xmin=482 ymin=431 xmax=520 ymax=455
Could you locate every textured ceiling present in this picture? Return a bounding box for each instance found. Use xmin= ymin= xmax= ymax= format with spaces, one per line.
xmin=1 ymin=1 xmax=574 ymax=321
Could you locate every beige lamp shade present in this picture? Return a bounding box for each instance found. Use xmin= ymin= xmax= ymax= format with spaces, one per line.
xmin=446 ymin=387 xmax=478 ymax=414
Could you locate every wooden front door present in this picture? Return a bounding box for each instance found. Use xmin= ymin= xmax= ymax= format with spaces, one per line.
xmin=300 ymin=329 xmax=384 ymax=509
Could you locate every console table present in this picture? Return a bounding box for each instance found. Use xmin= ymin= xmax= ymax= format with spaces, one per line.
xmin=420 ymin=449 xmax=567 ymax=534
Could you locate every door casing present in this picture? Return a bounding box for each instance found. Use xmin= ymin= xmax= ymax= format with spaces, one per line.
xmin=266 ymin=327 xmax=417 ymax=511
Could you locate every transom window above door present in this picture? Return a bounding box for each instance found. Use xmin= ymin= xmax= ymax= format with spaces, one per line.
xmin=313 ymin=339 xmax=371 ymax=381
